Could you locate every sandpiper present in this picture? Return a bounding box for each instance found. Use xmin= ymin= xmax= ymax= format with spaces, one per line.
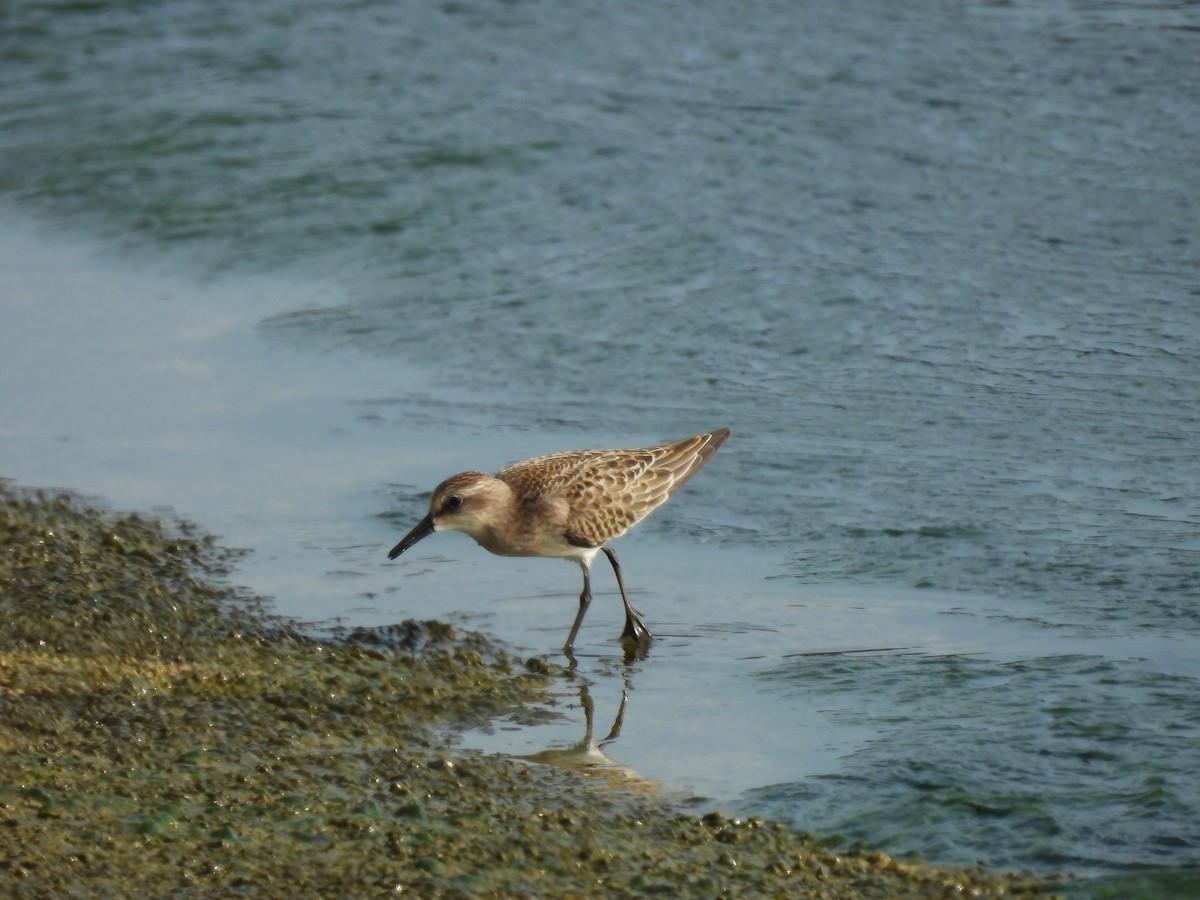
xmin=388 ymin=428 xmax=729 ymax=653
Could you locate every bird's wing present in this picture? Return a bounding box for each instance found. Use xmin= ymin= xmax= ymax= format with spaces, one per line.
xmin=499 ymin=430 xmax=727 ymax=548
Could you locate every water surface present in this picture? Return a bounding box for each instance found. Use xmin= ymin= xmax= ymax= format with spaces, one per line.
xmin=3 ymin=0 xmax=1199 ymax=890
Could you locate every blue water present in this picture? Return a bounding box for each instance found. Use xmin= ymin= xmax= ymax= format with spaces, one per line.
xmin=3 ymin=0 xmax=1199 ymax=892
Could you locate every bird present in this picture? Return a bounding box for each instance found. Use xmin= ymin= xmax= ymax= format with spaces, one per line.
xmin=387 ymin=428 xmax=729 ymax=654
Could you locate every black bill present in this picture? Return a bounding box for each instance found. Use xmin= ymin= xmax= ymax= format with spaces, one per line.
xmin=388 ymin=513 xmax=435 ymax=559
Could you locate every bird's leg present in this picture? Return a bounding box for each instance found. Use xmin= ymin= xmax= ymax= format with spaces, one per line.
xmin=598 ymin=688 xmax=629 ymax=749
xmin=564 ymin=562 xmax=593 ymax=654
xmin=602 ymin=546 xmax=652 ymax=644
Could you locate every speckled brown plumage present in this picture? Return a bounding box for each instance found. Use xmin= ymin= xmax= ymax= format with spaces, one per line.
xmin=498 ymin=430 xmax=726 ymax=548
xmin=387 ymin=428 xmax=729 ymax=655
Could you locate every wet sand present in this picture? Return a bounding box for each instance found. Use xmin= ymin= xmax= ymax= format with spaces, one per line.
xmin=0 ymin=482 xmax=1060 ymax=897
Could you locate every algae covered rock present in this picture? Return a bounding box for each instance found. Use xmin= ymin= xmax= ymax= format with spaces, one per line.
xmin=0 ymin=484 xmax=1059 ymax=897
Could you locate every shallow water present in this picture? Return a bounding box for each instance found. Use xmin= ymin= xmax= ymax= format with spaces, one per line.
xmin=3 ymin=0 xmax=1199 ymax=890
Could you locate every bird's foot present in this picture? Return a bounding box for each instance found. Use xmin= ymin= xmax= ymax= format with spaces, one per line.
xmin=620 ymin=609 xmax=653 ymax=647
xmin=560 ymin=644 xmax=580 ymax=670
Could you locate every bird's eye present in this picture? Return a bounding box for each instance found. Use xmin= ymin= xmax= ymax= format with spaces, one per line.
xmin=446 ymin=495 xmax=463 ymax=510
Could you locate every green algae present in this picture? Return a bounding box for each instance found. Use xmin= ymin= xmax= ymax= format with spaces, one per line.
xmin=0 ymin=482 xmax=1063 ymax=897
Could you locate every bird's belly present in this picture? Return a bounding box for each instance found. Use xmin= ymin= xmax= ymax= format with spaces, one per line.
xmin=475 ymin=531 xmax=593 ymax=560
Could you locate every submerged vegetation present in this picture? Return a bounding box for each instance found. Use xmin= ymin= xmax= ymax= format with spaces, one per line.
xmin=0 ymin=483 xmax=1058 ymax=896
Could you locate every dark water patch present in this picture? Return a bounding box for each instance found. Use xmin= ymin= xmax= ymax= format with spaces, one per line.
xmin=753 ymin=652 xmax=1200 ymax=873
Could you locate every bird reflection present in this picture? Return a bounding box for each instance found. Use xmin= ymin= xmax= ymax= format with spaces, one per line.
xmin=563 ymin=637 xmax=650 ymax=669
xmin=517 ymin=678 xmax=658 ymax=794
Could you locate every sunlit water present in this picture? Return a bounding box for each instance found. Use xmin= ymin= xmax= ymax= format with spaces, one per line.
xmin=3 ymin=0 xmax=1199 ymax=892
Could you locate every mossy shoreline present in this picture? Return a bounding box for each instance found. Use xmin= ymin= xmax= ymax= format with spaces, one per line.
xmin=1 ymin=483 xmax=1060 ymax=897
